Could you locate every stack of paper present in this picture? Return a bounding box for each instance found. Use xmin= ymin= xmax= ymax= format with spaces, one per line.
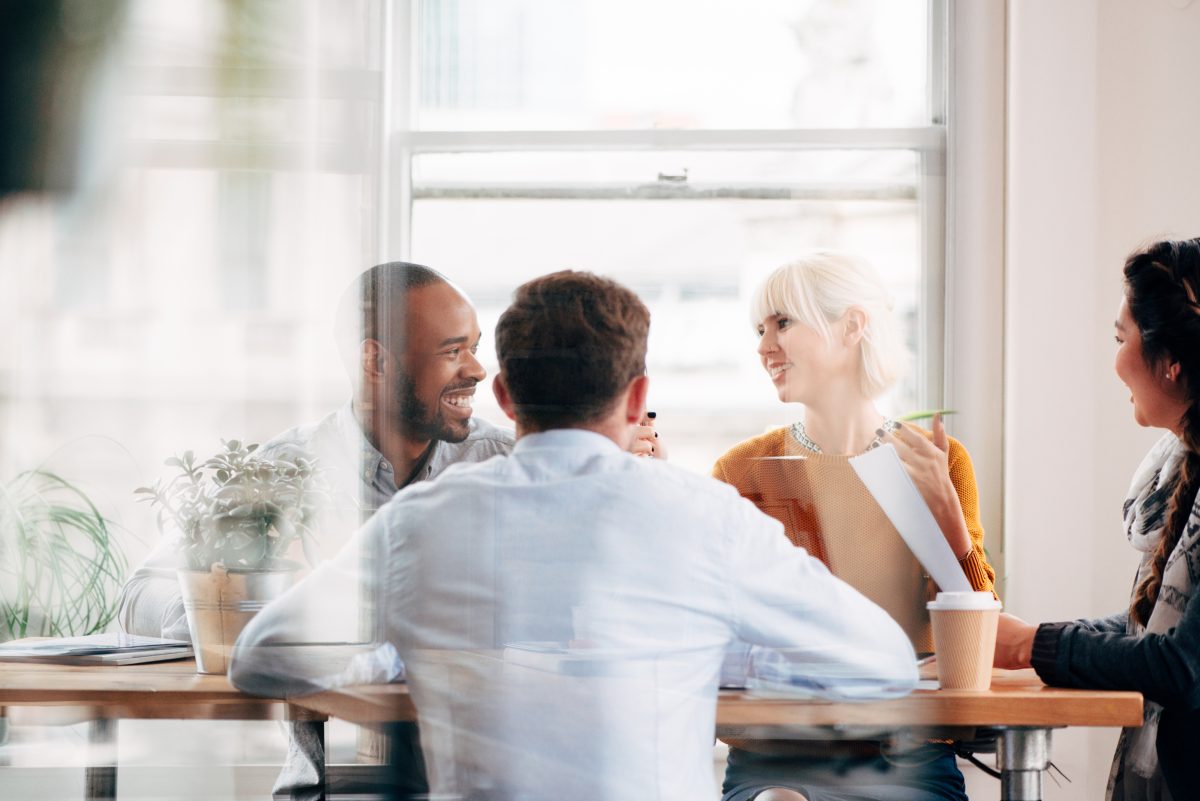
xmin=0 ymin=633 xmax=192 ymax=665
xmin=849 ymin=444 xmax=972 ymax=593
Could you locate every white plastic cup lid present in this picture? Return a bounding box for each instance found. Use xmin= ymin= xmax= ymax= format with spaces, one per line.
xmin=926 ymin=591 xmax=1002 ymax=611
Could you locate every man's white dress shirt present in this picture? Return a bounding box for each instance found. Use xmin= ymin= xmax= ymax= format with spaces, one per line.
xmin=231 ymin=429 xmax=917 ymax=801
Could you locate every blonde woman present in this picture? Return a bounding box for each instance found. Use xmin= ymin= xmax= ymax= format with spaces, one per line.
xmin=713 ymin=252 xmax=996 ymax=801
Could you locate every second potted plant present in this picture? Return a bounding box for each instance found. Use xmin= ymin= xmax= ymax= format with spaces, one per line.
xmin=136 ymin=440 xmax=326 ymax=674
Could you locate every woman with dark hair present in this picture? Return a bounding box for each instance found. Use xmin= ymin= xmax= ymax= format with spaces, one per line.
xmin=999 ymin=238 xmax=1200 ymax=799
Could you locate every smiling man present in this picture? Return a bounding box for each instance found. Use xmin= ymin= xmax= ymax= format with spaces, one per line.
xmin=336 ymin=263 xmax=513 ymax=498
xmin=117 ymin=263 xmax=513 ymax=644
xmin=116 ymin=262 xmax=514 ymax=800
xmin=260 ymin=265 xmax=516 ymax=801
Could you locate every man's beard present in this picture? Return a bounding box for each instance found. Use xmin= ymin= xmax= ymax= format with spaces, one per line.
xmin=393 ymin=374 xmax=472 ymax=444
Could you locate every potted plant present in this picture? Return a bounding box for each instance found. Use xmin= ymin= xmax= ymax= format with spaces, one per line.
xmin=0 ymin=469 xmax=125 ymax=642
xmin=136 ymin=440 xmax=327 ymax=674
xmin=0 ymin=469 xmax=125 ymax=745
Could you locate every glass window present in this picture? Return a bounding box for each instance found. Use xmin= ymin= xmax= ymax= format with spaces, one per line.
xmin=400 ymin=0 xmax=944 ymax=474
xmin=416 ymin=0 xmax=929 ymax=130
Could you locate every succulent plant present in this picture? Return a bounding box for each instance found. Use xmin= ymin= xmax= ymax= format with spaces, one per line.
xmin=136 ymin=440 xmax=327 ymax=571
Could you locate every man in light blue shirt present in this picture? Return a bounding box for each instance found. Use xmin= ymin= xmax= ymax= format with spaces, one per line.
xmin=231 ymin=271 xmax=917 ymax=801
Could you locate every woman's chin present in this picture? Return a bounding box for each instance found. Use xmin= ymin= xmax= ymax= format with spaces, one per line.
xmin=1130 ymin=406 xmax=1149 ymax=428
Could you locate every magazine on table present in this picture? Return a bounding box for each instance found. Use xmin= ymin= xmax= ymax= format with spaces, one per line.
xmin=0 ymin=633 xmax=193 ymax=665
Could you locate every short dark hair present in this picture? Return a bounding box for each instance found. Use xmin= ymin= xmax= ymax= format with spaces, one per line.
xmin=495 ymin=271 xmax=650 ymax=430
xmin=334 ymin=261 xmax=447 ymax=367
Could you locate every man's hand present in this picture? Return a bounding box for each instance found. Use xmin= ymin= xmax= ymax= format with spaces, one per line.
xmin=630 ymin=412 xmax=668 ymax=460
xmin=994 ymin=612 xmax=1038 ymax=670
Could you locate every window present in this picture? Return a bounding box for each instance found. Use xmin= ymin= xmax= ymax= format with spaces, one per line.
xmin=387 ymin=0 xmax=948 ymax=472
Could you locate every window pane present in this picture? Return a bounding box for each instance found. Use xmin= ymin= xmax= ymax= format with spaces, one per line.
xmin=417 ymin=0 xmax=929 ymax=131
xmin=412 ymin=193 xmax=921 ymax=473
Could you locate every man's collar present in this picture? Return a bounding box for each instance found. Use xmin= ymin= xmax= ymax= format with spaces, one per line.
xmin=512 ymin=428 xmax=624 ymax=456
xmin=336 ymin=402 xmax=390 ymax=482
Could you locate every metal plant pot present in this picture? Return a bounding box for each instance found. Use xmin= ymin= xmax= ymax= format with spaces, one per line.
xmin=177 ymin=563 xmax=296 ymax=674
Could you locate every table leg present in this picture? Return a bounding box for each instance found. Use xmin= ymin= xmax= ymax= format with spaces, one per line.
xmin=293 ymin=719 xmax=325 ymax=801
xmin=384 ymin=721 xmax=429 ymax=801
xmin=997 ymin=727 xmax=1051 ymax=801
xmin=85 ymin=718 xmax=117 ymax=801
xmin=281 ymin=710 xmax=327 ymax=801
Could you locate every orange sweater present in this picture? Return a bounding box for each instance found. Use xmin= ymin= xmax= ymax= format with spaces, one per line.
xmin=713 ymin=426 xmax=996 ymax=653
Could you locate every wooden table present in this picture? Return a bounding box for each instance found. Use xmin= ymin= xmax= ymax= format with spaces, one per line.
xmin=713 ymin=669 xmax=1144 ymax=801
xmin=0 ymin=662 xmax=1142 ymax=801
xmin=0 ymin=660 xmax=322 ymax=800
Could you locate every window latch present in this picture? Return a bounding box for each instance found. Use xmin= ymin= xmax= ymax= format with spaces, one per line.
xmin=656 ymin=169 xmax=688 ymax=183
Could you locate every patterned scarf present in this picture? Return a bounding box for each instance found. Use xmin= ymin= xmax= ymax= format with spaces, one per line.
xmin=1114 ymin=433 xmax=1200 ymax=797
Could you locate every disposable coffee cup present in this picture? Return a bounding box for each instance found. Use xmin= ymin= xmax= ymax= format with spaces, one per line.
xmin=927 ymin=591 xmax=1002 ymax=691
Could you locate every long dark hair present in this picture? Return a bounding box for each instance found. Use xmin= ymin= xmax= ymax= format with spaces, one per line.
xmin=1126 ymin=238 xmax=1200 ymax=627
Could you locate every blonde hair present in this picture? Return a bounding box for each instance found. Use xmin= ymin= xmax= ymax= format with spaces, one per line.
xmin=750 ymin=251 xmax=908 ymax=399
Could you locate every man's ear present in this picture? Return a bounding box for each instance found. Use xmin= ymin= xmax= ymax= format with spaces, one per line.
xmin=493 ymin=373 xmax=518 ymax=422
xmin=623 ymin=375 xmax=650 ymax=425
xmin=361 ymin=339 xmax=388 ymax=383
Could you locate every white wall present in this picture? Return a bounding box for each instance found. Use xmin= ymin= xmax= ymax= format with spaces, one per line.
xmin=948 ymin=0 xmax=1007 ymax=599
xmin=1002 ymin=0 xmax=1200 ymax=797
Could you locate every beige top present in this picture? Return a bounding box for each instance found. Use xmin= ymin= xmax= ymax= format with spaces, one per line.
xmin=713 ymin=427 xmax=999 ymax=757
xmin=713 ymin=426 xmax=997 ymax=655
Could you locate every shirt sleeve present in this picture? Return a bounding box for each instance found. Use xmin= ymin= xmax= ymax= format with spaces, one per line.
xmin=116 ymin=538 xmax=191 ymax=641
xmin=946 ymin=438 xmax=997 ymax=594
xmin=723 ymin=498 xmax=918 ymax=699
xmin=711 ymin=457 xmax=729 ymax=483
xmin=228 ymin=512 xmax=402 ymax=698
xmin=1031 ymin=603 xmax=1200 ymax=712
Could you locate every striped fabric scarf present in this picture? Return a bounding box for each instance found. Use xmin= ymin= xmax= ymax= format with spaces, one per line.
xmin=1116 ymin=433 xmax=1200 ymax=797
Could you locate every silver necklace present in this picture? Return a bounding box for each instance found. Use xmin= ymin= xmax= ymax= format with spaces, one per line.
xmin=789 ymin=418 xmax=899 ymax=455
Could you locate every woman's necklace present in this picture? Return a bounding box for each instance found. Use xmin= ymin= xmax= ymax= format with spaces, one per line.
xmin=789 ymin=418 xmax=899 ymax=456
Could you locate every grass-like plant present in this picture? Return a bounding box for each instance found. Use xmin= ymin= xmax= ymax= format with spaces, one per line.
xmin=0 ymin=470 xmax=126 ymax=641
xmin=135 ymin=440 xmax=326 ymax=572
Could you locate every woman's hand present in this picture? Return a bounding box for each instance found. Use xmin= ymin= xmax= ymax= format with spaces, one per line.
xmin=629 ymin=412 xmax=668 ymax=460
xmin=994 ymin=613 xmax=1037 ymax=669
xmin=885 ymin=414 xmax=971 ymax=558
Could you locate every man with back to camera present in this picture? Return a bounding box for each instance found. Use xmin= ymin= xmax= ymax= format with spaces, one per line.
xmin=229 ymin=270 xmax=919 ymax=801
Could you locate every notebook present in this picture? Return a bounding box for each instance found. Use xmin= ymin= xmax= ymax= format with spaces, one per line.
xmin=0 ymin=633 xmax=193 ymax=666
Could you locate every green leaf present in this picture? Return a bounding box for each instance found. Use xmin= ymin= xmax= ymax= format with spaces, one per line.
xmin=896 ymin=409 xmax=957 ymax=423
